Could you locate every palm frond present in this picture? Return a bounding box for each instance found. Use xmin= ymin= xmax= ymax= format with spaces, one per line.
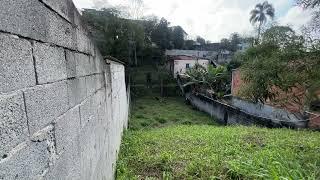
xmin=255 ymin=3 xmax=263 ymax=10
xmin=266 ymin=8 xmax=275 ymax=19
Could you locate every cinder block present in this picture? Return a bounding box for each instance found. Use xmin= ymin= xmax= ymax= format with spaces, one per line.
xmin=24 ymin=81 xmax=69 ymax=135
xmin=0 ymin=141 xmax=49 ymax=180
xmin=75 ymin=29 xmax=94 ymax=55
xmin=44 ymin=137 xmax=81 ymax=180
xmin=0 ymin=0 xmax=48 ymax=43
xmin=55 ymin=106 xmax=81 ymax=154
xmin=67 ymin=77 xmax=87 ymax=108
xmin=79 ymin=96 xmax=98 ymax=129
xmin=75 ymin=53 xmax=91 ymax=77
xmin=47 ymin=10 xmax=75 ymax=49
xmin=98 ymin=73 xmax=106 ymax=89
xmin=0 ymin=33 xmax=36 ymax=93
xmin=86 ymin=75 xmax=97 ymax=96
xmin=33 ymin=42 xmax=67 ymax=84
xmin=86 ymin=74 xmax=106 ymax=97
xmin=89 ymin=56 xmax=98 ymax=75
xmin=65 ymin=50 xmax=77 ymax=78
xmin=67 ymin=50 xmax=96 ymax=78
xmin=78 ymin=118 xmax=99 ymax=180
xmin=94 ymin=49 xmax=106 ymax=74
xmin=0 ymin=0 xmax=75 ymax=49
xmin=40 ymin=0 xmax=73 ymax=22
xmin=0 ymin=92 xmax=28 ymax=159
xmin=94 ymin=88 xmax=107 ymax=108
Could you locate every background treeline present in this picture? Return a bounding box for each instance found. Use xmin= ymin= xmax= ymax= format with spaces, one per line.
xmin=82 ymin=8 xmax=198 ymax=66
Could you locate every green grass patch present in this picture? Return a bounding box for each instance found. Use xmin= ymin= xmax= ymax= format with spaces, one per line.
xmin=117 ymin=96 xmax=320 ymax=179
xmin=117 ymin=126 xmax=320 ymax=179
xmin=128 ymin=96 xmax=216 ymax=130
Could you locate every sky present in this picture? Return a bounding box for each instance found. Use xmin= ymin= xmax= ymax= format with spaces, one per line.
xmin=73 ymin=0 xmax=313 ymax=42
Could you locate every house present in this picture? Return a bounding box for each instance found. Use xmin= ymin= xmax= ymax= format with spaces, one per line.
xmin=167 ymin=55 xmax=209 ymax=78
xmin=215 ymin=50 xmax=232 ymax=64
xmin=165 ymin=49 xmax=211 ymax=58
xmin=237 ymin=42 xmax=251 ymax=52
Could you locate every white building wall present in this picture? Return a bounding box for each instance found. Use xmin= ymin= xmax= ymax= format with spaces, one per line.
xmin=173 ymin=59 xmax=209 ymax=78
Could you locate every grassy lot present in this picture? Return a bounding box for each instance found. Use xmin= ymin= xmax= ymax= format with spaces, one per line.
xmin=128 ymin=96 xmax=216 ymax=130
xmin=116 ymin=96 xmax=320 ymax=179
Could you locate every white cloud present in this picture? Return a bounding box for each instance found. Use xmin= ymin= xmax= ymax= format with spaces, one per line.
xmin=279 ymin=6 xmax=313 ymax=33
xmin=73 ymin=0 xmax=94 ymax=9
xmin=73 ymin=0 xmax=313 ymax=41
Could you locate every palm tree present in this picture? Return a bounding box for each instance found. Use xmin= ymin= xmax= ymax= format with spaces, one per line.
xmin=250 ymin=1 xmax=275 ymax=42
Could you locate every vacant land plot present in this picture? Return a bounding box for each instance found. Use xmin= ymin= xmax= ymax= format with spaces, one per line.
xmin=117 ymin=96 xmax=320 ymax=179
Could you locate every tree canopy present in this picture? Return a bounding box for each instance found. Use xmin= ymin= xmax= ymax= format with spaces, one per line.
xmin=238 ymin=25 xmax=320 ymax=111
xmin=250 ymin=1 xmax=275 ymax=42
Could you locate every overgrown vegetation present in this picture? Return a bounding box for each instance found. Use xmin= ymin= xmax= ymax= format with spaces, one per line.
xmin=237 ymin=25 xmax=320 ymax=112
xmin=184 ymin=64 xmax=231 ymax=98
xmin=117 ymin=96 xmax=320 ymax=179
xmin=128 ymin=96 xmax=215 ymax=130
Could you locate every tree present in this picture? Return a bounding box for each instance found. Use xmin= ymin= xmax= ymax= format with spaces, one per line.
xmin=297 ymin=0 xmax=320 ymax=8
xmin=239 ymin=26 xmax=320 ymax=112
xmin=171 ymin=26 xmax=186 ymax=49
xmin=220 ymin=38 xmax=231 ymax=51
xmin=185 ymin=40 xmax=196 ymax=50
xmin=262 ymin=26 xmax=299 ymax=48
xmin=250 ymin=1 xmax=275 ymax=42
xmin=126 ymin=0 xmax=145 ymax=20
xmin=230 ymin=33 xmax=241 ymax=52
xmin=196 ymin=36 xmax=206 ymax=46
xmin=82 ymin=8 xmax=145 ymax=65
xmin=151 ymin=18 xmax=172 ymax=50
xmin=185 ymin=64 xmax=230 ymax=98
xmin=297 ymin=0 xmax=320 ymax=41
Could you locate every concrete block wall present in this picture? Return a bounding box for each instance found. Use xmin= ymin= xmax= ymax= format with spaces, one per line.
xmin=0 ymin=0 xmax=128 ymax=179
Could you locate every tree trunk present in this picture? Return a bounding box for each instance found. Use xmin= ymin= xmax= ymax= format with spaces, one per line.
xmin=257 ymin=21 xmax=262 ymax=44
xmin=160 ymin=78 xmax=164 ymax=97
xmin=134 ymin=43 xmax=138 ymax=66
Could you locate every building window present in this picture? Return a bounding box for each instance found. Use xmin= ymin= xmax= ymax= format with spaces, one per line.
xmin=186 ymin=63 xmax=190 ymax=69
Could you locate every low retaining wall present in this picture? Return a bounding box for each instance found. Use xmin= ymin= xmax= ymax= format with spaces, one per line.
xmin=186 ymin=93 xmax=308 ymax=128
xmin=0 ymin=0 xmax=129 ymax=179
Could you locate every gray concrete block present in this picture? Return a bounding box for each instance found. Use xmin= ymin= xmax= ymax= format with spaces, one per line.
xmin=66 ymin=50 xmax=77 ymax=78
xmin=0 ymin=0 xmax=48 ymax=43
xmin=33 ymin=42 xmax=67 ymax=84
xmin=66 ymin=50 xmax=96 ymax=78
xmin=79 ymin=96 xmax=98 ymax=129
xmin=75 ymin=29 xmax=95 ymax=55
xmin=86 ymin=74 xmax=106 ymax=97
xmin=67 ymin=77 xmax=87 ymax=108
xmin=44 ymin=137 xmax=81 ymax=180
xmin=94 ymin=49 xmax=105 ymax=74
xmin=47 ymin=11 xmax=75 ymax=49
xmin=0 ymin=141 xmax=49 ymax=180
xmin=40 ymin=0 xmax=73 ymax=22
xmin=0 ymin=0 xmax=75 ymax=49
xmin=55 ymin=106 xmax=80 ymax=154
xmin=78 ymin=117 xmax=99 ymax=180
xmin=75 ymin=53 xmax=91 ymax=77
xmin=24 ymin=81 xmax=69 ymax=135
xmin=0 ymin=92 xmax=28 ymax=159
xmin=0 ymin=33 xmax=36 ymax=93
xmin=89 ymin=56 xmax=98 ymax=75
xmin=86 ymin=75 xmax=97 ymax=96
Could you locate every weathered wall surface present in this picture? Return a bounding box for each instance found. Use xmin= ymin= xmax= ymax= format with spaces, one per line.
xmin=186 ymin=93 xmax=308 ymax=129
xmin=0 ymin=0 xmax=128 ymax=179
